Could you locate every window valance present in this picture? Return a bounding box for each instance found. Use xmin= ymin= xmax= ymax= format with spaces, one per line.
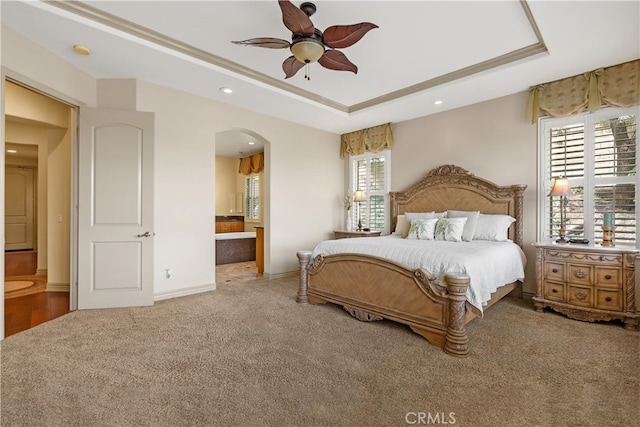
xmin=238 ymin=152 xmax=264 ymax=176
xmin=340 ymin=122 xmax=393 ymax=158
xmin=528 ymin=59 xmax=640 ymax=123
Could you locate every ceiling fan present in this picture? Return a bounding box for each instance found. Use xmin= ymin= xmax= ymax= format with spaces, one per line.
xmin=232 ymin=1 xmax=378 ymax=80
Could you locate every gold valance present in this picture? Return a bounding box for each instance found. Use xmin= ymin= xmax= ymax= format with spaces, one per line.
xmin=340 ymin=122 xmax=393 ymax=158
xmin=238 ymin=152 xmax=264 ymax=176
xmin=528 ymin=59 xmax=640 ymax=123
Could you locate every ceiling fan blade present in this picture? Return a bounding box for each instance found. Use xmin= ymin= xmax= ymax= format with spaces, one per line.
xmin=283 ymin=56 xmax=305 ymax=79
xmin=322 ymin=23 xmax=378 ymax=49
xmin=278 ymin=1 xmax=314 ymax=35
xmin=318 ymin=50 xmax=358 ymax=74
xmin=232 ymin=38 xmax=291 ymax=49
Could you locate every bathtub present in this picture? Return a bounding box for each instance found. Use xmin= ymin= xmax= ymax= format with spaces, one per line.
xmin=215 ymin=232 xmax=257 ymax=265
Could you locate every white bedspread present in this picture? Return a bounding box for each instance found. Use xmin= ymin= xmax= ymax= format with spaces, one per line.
xmin=311 ymin=235 xmax=526 ymax=314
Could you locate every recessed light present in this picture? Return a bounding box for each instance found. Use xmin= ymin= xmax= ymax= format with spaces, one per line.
xmin=7 ymin=149 xmax=17 ymax=153
xmin=434 ymin=100 xmax=443 ymax=105
xmin=248 ymin=141 xmax=255 ymax=145
xmin=73 ymin=45 xmax=91 ymax=56
xmin=220 ymin=87 xmax=233 ymax=94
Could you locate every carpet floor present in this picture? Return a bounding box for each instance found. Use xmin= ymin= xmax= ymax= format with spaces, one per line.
xmin=1 ymin=275 xmax=638 ymax=426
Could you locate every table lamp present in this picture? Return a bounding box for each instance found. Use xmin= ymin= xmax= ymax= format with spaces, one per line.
xmin=548 ymin=177 xmax=573 ymax=243
xmin=354 ymin=189 xmax=366 ymax=231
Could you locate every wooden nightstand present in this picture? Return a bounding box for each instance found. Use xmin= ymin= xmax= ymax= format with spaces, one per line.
xmin=334 ymin=230 xmax=382 ymax=239
xmin=533 ymin=242 xmax=639 ymax=330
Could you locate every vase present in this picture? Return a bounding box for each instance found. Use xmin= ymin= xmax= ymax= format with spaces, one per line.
xmin=346 ymin=210 xmax=353 ymax=231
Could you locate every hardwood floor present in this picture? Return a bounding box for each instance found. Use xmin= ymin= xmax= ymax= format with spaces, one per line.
xmin=4 ymin=251 xmax=70 ymax=338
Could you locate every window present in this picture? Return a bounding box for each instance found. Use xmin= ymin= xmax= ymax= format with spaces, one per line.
xmin=349 ymin=150 xmax=391 ymax=232
xmin=539 ymin=106 xmax=638 ymax=245
xmin=244 ymin=175 xmax=260 ymax=221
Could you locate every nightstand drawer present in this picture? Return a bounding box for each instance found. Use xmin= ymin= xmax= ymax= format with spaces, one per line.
xmin=545 ymin=249 xmax=623 ymax=265
xmin=567 ymin=285 xmax=592 ymax=307
xmin=595 ymin=267 xmax=621 ymax=289
xmin=595 ymin=289 xmax=623 ymax=311
xmin=544 ymin=261 xmax=565 ymax=281
xmin=543 ymin=281 xmax=565 ymax=303
xmin=567 ymin=264 xmax=593 ymax=286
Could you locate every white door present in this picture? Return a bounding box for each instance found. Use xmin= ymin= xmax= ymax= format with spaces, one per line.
xmin=5 ymin=166 xmax=35 ymax=251
xmin=78 ymin=108 xmax=154 ymax=309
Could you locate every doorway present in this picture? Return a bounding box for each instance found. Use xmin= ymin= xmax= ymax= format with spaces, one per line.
xmin=3 ymin=79 xmax=73 ymax=336
xmin=214 ymin=129 xmax=268 ymax=283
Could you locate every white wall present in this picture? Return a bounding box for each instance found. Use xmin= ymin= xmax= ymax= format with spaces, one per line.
xmin=2 ymin=25 xmax=343 ymax=305
xmin=1 ymin=27 xmax=96 ymax=106
xmin=4 ymin=20 xmax=543 ymax=303
xmin=391 ymin=92 xmax=538 ymax=293
xmin=135 ymin=80 xmax=341 ymax=294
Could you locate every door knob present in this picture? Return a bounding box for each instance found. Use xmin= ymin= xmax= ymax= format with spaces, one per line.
xmin=137 ymin=231 xmax=152 ymax=237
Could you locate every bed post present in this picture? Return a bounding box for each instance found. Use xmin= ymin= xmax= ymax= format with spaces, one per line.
xmin=444 ymin=274 xmax=470 ymax=358
xmin=513 ymin=184 xmax=527 ymax=248
xmin=296 ymin=251 xmax=312 ymax=304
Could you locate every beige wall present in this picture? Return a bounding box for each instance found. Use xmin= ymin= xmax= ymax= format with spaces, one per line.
xmin=4 ymin=83 xmax=72 ymax=289
xmin=215 ymin=156 xmax=243 ymax=217
xmin=391 ymin=91 xmax=539 ymax=293
xmin=2 ymin=21 xmax=548 ymax=302
xmin=3 ymin=24 xmax=343 ymax=303
xmin=134 ymin=79 xmax=341 ymax=293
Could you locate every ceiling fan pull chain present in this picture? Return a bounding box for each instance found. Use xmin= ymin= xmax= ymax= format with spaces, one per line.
xmin=305 ymin=63 xmax=310 ymax=80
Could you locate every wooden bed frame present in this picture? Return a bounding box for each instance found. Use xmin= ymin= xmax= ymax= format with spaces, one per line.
xmin=296 ymin=165 xmax=527 ymax=357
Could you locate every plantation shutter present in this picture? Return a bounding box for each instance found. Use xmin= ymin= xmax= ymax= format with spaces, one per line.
xmin=350 ymin=150 xmax=390 ymax=231
xmin=548 ymin=123 xmax=585 ymax=239
xmin=244 ymin=175 xmax=260 ymax=221
xmin=592 ymin=117 xmax=636 ymax=243
xmin=542 ymin=109 xmax=637 ymax=244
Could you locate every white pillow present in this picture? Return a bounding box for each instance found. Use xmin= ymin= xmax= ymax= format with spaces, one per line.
xmin=393 ymin=215 xmax=411 ymax=237
xmin=405 ymin=212 xmax=436 ymax=220
xmin=474 ymin=214 xmax=516 ymax=242
xmin=434 ymin=217 xmax=468 ymax=242
xmin=446 ymin=210 xmax=480 ymax=242
xmin=406 ymin=218 xmax=438 ymax=240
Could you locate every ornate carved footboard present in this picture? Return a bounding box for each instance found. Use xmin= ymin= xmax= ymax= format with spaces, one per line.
xmin=297 ymin=251 xmax=471 ymax=357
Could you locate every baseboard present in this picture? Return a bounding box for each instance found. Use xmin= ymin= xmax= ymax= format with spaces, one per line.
xmin=154 ymin=282 xmax=216 ymax=301
xmin=46 ymin=282 xmax=70 ymax=292
xmin=263 ymin=270 xmax=297 ymax=280
xmin=36 ymin=269 xmax=48 ymax=276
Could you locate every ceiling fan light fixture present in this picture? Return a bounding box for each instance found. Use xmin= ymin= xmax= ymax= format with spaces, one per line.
xmin=290 ymin=40 xmax=325 ymax=64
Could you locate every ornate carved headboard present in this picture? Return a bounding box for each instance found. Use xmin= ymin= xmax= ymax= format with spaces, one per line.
xmin=389 ymin=165 xmax=527 ymax=247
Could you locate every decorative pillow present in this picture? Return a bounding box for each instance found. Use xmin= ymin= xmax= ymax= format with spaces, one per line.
xmin=434 ymin=217 xmax=468 ymax=242
xmin=474 ymin=214 xmax=516 ymax=242
xmin=446 ymin=210 xmax=480 ymax=242
xmin=406 ymin=218 xmax=438 ymax=240
xmin=393 ymin=215 xmax=411 ymax=237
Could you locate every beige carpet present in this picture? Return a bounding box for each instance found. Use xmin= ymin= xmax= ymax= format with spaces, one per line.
xmin=1 ymin=275 xmax=638 ymax=426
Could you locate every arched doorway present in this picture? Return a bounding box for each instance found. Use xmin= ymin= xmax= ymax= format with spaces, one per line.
xmin=214 ymin=129 xmax=270 ymax=283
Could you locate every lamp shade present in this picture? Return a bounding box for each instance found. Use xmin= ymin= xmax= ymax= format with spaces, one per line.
xmin=353 ymin=189 xmax=366 ymax=202
xmin=548 ymin=177 xmax=573 ymax=197
xmin=290 ymin=40 xmax=325 ymax=63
